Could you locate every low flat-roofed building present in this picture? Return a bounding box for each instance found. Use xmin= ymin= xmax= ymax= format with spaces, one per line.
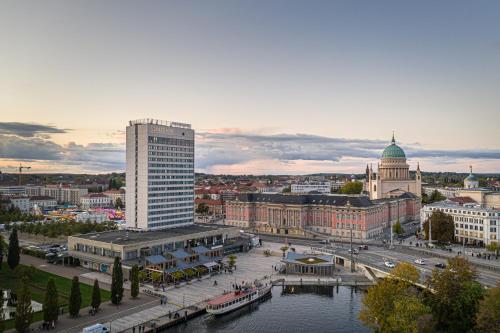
xmin=68 ymin=223 xmax=240 ymax=276
xmin=282 ymin=252 xmax=335 ymax=276
xmin=80 ymin=193 xmax=112 ymax=209
xmin=29 ymin=196 xmax=57 ymax=210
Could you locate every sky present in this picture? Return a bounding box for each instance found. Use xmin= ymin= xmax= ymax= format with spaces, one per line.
xmin=0 ymin=0 xmax=499 ymax=174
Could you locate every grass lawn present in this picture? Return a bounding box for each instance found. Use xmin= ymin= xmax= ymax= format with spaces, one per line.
xmin=1 ymin=262 xmax=111 ymax=329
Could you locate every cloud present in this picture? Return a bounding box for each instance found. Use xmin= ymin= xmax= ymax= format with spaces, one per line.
xmin=0 ymin=122 xmax=124 ymax=173
xmin=0 ymin=122 xmax=499 ymax=174
xmin=195 ymin=131 xmax=500 ymax=173
xmin=0 ymin=122 xmax=68 ymax=138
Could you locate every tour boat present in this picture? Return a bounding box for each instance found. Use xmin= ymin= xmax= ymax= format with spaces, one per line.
xmin=206 ymin=284 xmax=272 ymax=316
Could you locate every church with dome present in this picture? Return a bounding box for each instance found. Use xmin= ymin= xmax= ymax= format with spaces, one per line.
xmin=364 ymin=134 xmax=422 ymax=199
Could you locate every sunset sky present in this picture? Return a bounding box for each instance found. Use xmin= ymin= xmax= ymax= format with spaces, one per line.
xmin=1 ymin=1 xmax=499 ymax=174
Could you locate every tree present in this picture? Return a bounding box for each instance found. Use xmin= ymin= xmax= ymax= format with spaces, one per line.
xmin=130 ymin=265 xmax=139 ymax=299
xmin=429 ymin=190 xmax=446 ymax=203
xmin=43 ymin=278 xmax=59 ymax=324
xmin=195 ymin=203 xmax=209 ymax=215
xmin=282 ymin=186 xmax=291 ymax=193
xmin=486 ymin=242 xmax=499 ymax=257
xmin=425 ymin=257 xmax=484 ymax=333
xmin=340 ymin=181 xmax=363 ymax=194
xmin=111 ymin=257 xmax=124 ymax=305
xmin=68 ymin=276 xmax=82 ymax=317
xmin=151 ymin=271 xmax=162 ymax=283
xmin=228 ymin=254 xmax=237 ymax=270
xmin=393 ymin=220 xmax=404 ymax=235
xmin=0 ymin=234 xmax=4 ymax=270
xmin=423 ymin=211 xmax=454 ymax=243
xmin=138 ymin=270 xmax=147 ymax=282
xmin=91 ymin=279 xmax=101 ymax=311
xmin=476 ymin=283 xmax=500 ymax=333
xmin=114 ymin=197 xmax=124 ymax=209
xmin=391 ymin=262 xmax=420 ymax=283
xmin=15 ymin=276 xmax=33 ymax=333
xmin=0 ymin=287 xmax=5 ymax=333
xmin=8 ymin=228 xmax=20 ymax=270
xmin=280 ymin=246 xmax=289 ymax=258
xmin=360 ymin=263 xmax=429 ymax=333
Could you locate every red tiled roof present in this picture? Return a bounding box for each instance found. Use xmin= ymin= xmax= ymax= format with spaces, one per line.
xmin=449 ymin=197 xmax=477 ymax=205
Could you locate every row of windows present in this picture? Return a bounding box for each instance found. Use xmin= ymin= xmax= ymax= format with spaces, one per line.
xmin=75 ymin=243 xmax=121 ymax=258
xmin=431 ymin=207 xmax=499 ymax=217
xmin=148 ymin=163 xmax=194 ymax=168
xmin=148 ymin=136 xmax=194 ymax=147
xmin=148 ymin=208 xmax=193 ymax=216
xmin=148 ymin=197 xmax=193 ymax=203
xmin=149 ymin=191 xmax=193 ymax=198
xmin=148 ymin=214 xmax=193 ymax=223
xmin=148 ymin=151 xmax=193 ymax=157
xmin=148 ymin=157 xmax=193 ymax=163
xmin=148 ymin=175 xmax=193 ymax=180
xmin=457 ymin=223 xmax=484 ymax=231
xmin=148 ymin=218 xmax=193 ymax=228
xmin=149 ymin=169 xmax=193 ymax=174
xmin=148 ymin=186 xmax=193 ymax=192
xmin=148 ymin=145 xmax=193 ymax=152
xmin=148 ymin=180 xmax=194 ymax=186
xmin=148 ymin=202 xmax=193 ymax=210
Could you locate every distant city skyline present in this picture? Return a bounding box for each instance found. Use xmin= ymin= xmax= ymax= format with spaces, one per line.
xmin=1 ymin=1 xmax=499 ymax=174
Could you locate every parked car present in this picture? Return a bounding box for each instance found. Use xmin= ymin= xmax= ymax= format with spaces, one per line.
xmin=384 ymin=261 xmax=395 ymax=268
xmin=414 ymin=259 xmax=425 ymax=265
xmin=435 ymin=263 xmax=446 ymax=269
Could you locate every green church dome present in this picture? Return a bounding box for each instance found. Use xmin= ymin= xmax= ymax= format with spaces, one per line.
xmin=382 ymin=134 xmax=406 ymax=159
xmin=465 ymin=174 xmax=477 ymax=181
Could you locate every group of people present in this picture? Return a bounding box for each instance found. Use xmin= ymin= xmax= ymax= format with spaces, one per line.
xmin=132 ymin=324 xmax=146 ymax=333
xmin=40 ymin=321 xmax=55 ymax=330
xmin=160 ymin=295 xmax=168 ymax=305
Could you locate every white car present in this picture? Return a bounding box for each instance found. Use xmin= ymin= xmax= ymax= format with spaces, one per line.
xmin=384 ymin=261 xmax=395 ymax=268
xmin=414 ymin=259 xmax=425 ymax=265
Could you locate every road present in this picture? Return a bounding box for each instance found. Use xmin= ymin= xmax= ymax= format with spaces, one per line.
xmin=259 ymin=234 xmax=500 ymax=287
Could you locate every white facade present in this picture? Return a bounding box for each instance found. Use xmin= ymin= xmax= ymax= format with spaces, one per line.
xmin=103 ymin=189 xmax=126 ymax=206
xmin=421 ymin=201 xmax=499 ymax=246
xmin=291 ymin=182 xmax=331 ymax=194
xmin=423 ymin=187 xmax=458 ymax=198
xmin=125 ymin=119 xmax=195 ymax=230
xmin=9 ymin=196 xmax=30 ymax=213
xmin=80 ymin=194 xmax=112 ymax=209
xmin=29 ymin=196 xmax=57 ymax=210
xmin=26 ymin=185 xmax=88 ymax=205
xmin=0 ymin=186 xmax=27 ymax=196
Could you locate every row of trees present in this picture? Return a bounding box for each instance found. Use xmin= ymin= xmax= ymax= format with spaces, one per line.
xmin=339 ymin=181 xmax=363 ymax=194
xmin=360 ymin=258 xmax=499 ymax=333
xmin=421 ymin=190 xmax=447 ymax=205
xmin=9 ymin=220 xmax=117 ymax=238
xmin=0 ymin=206 xmax=43 ymax=224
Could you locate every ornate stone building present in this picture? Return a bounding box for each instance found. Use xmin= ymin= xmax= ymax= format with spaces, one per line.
xmin=365 ymin=134 xmax=422 ymax=199
xmin=225 ymin=193 xmax=420 ymax=240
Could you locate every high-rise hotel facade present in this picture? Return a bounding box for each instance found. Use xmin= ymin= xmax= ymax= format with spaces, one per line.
xmin=126 ymin=119 xmax=195 ymax=230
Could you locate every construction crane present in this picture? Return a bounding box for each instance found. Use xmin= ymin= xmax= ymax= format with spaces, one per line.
xmin=18 ymin=163 xmax=31 ymax=186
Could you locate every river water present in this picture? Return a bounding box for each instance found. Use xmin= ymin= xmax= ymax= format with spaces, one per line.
xmin=164 ymin=285 xmax=370 ymax=333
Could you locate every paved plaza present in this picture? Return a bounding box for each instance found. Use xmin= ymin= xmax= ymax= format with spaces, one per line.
xmin=101 ymin=250 xmax=284 ymax=333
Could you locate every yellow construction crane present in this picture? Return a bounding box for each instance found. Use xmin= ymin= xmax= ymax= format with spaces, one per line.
xmin=18 ymin=163 xmax=31 ymax=186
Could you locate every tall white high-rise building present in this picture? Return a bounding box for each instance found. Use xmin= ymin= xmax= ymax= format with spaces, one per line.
xmin=126 ymin=119 xmax=195 ymax=230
